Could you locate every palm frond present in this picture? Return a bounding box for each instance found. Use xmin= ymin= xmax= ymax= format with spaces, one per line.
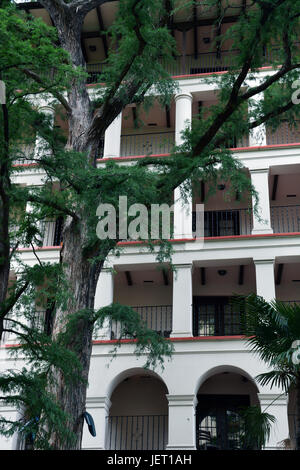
xmin=256 ymin=370 xmax=295 ymax=392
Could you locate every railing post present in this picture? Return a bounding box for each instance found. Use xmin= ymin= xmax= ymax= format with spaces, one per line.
xmin=94 ymin=267 xmax=114 ymax=340
xmin=171 ymin=264 xmax=193 ymax=338
xmin=174 ymin=91 xmax=193 ymax=239
xmin=250 ymin=168 xmax=273 ymax=234
xmin=103 ymin=112 xmax=122 ymax=158
xmin=254 ymin=258 xmax=276 ymax=302
xmin=166 ymin=395 xmax=197 ymax=450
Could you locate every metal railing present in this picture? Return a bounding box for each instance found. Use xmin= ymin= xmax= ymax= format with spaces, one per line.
xmin=193 ymin=208 xmax=253 ymax=237
xmin=266 ymin=121 xmax=300 ymax=146
xmin=120 ymin=132 xmax=175 ymax=157
xmin=110 ymin=305 xmax=172 ymax=340
xmin=87 ymin=44 xmax=299 ymax=83
xmin=271 ymin=205 xmax=300 ymax=233
xmin=86 ymin=50 xmax=240 ymax=83
xmin=193 ymin=301 xmax=244 ymax=337
xmin=106 ymin=415 xmax=168 ymax=450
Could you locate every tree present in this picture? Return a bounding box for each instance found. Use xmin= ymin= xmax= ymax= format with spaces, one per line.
xmin=0 ymin=2 xmax=174 ymax=448
xmin=243 ymin=295 xmax=300 ymax=450
xmin=2 ymin=0 xmax=300 ymax=449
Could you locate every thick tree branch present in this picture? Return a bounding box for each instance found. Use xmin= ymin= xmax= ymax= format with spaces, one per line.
xmin=22 ymin=69 xmax=71 ymax=113
xmin=20 ymin=194 xmax=78 ymax=221
xmin=0 ymin=281 xmax=29 ymax=321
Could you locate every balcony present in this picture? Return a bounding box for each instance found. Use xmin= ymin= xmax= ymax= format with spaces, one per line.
xmin=266 ymin=121 xmax=300 ymax=146
xmin=120 ymin=131 xmax=175 ymax=157
xmin=193 ymin=208 xmax=252 ymax=237
xmin=110 ymin=305 xmax=172 ymax=340
xmin=271 ymin=205 xmax=300 ymax=233
xmin=87 ymin=51 xmax=240 ymax=84
xmin=86 ymin=45 xmax=292 ymax=83
xmin=106 ymin=415 xmax=168 ymax=450
xmin=192 ymin=205 xmax=300 ymax=238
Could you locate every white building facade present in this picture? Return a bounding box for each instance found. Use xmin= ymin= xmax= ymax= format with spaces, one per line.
xmin=1 ymin=1 xmax=300 ymax=451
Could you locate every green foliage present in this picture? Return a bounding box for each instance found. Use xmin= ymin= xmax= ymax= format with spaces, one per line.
xmin=2 ymin=0 xmax=300 ymax=450
xmin=240 ymin=405 xmax=276 ymax=450
xmin=94 ymin=303 xmax=174 ymax=370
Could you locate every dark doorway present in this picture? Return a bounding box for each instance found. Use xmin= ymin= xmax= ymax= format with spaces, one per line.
xmin=196 ymin=394 xmax=250 ymax=450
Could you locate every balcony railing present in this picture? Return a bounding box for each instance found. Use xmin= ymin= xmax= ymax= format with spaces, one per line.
xmin=120 ymin=132 xmax=175 ymax=157
xmin=193 ymin=298 xmax=244 ymax=337
xmin=86 ymin=50 xmax=241 ymax=84
xmin=266 ymin=121 xmax=300 ymax=146
xmin=87 ymin=43 xmax=299 ymax=84
xmin=110 ymin=305 xmax=172 ymax=340
xmin=271 ymin=205 xmax=300 ymax=233
xmin=193 ymin=209 xmax=253 ymax=237
xmin=106 ymin=415 xmax=168 ymax=450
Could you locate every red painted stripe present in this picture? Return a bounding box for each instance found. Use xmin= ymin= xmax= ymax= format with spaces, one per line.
xmin=92 ymin=335 xmax=246 ymax=345
xmin=14 ymin=232 xmax=300 ymax=252
xmin=99 ymin=153 xmax=170 ymax=162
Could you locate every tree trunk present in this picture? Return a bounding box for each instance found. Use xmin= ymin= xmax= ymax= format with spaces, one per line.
xmin=296 ymin=375 xmax=300 ymax=450
xmin=0 ymin=102 xmax=11 ymax=340
xmin=48 ymin=217 xmax=106 ymax=449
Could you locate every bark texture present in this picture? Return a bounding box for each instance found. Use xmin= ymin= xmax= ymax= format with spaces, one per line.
xmin=39 ymin=0 xmax=121 ymax=449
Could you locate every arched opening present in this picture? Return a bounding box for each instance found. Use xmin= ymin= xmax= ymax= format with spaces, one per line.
xmin=196 ymin=367 xmax=260 ymax=450
xmin=106 ymin=372 xmax=168 ymax=450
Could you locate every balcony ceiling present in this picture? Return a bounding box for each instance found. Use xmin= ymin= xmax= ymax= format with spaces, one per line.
xmin=17 ymin=1 xmax=250 ymax=64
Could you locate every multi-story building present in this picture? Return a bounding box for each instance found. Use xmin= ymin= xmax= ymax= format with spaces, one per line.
xmin=0 ymin=1 xmax=299 ymax=450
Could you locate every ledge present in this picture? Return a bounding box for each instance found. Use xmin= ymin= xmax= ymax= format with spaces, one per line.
xmin=92 ymin=335 xmax=246 ymax=346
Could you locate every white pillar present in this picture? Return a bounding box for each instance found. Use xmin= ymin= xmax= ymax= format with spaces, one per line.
xmin=166 ymin=395 xmax=197 ymax=450
xmin=250 ymin=168 xmax=273 ymax=234
xmin=254 ymin=259 xmax=276 ymax=302
xmin=175 ymin=92 xmax=193 ymax=145
xmin=82 ymin=397 xmax=111 ymax=450
xmin=249 ymin=93 xmax=267 ymax=146
xmin=171 ymin=264 xmax=193 ymax=338
xmin=33 ymin=107 xmax=54 ymax=160
xmin=174 ymin=92 xmax=193 ymax=239
xmin=103 ymin=112 xmax=122 ymax=158
xmin=93 ymin=268 xmax=114 ymax=340
xmin=258 ymin=393 xmax=289 ymax=449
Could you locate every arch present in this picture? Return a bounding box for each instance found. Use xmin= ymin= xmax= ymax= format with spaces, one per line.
xmin=106 ymin=368 xmax=169 ymax=450
xmin=195 ymin=365 xmax=261 ymax=450
xmin=106 ymin=367 xmax=169 ymax=399
xmin=194 ymin=364 xmax=259 ymax=396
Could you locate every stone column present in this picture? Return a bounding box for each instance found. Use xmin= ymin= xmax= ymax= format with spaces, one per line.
xmin=250 ymin=168 xmax=273 ymax=234
xmin=249 ymin=93 xmax=267 ymax=146
xmin=171 ymin=264 xmax=193 ymax=338
xmin=33 ymin=107 xmax=55 ymax=161
xmin=82 ymin=397 xmax=112 ymax=450
xmin=254 ymin=259 xmax=276 ymax=302
xmin=173 ymin=92 xmax=193 ymax=239
xmin=93 ymin=267 xmax=114 ymax=340
xmin=103 ymin=112 xmax=122 ymax=158
xmin=166 ymin=395 xmax=197 ymax=450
